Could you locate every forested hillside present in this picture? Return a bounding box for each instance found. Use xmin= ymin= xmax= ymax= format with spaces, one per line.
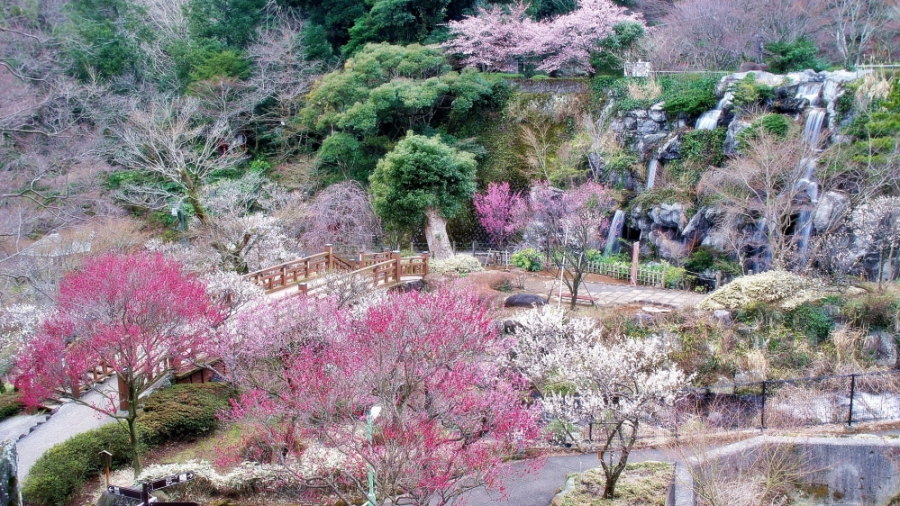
xmin=2 ymin=1 xmax=899 ymax=504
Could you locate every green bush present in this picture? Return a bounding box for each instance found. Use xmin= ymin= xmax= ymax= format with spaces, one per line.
xmin=764 ymin=38 xmax=825 ymax=73
xmin=737 ymin=113 xmax=791 ymax=149
xmin=23 ymin=383 xmax=233 ymax=506
xmin=842 ymin=292 xmax=899 ymax=330
xmin=511 ymin=248 xmax=544 ymax=272
xmin=660 ymin=76 xmax=719 ymax=116
xmin=789 ymin=303 xmax=834 ymax=343
xmin=0 ymin=391 xmax=24 ymax=421
xmin=22 ymin=423 xmax=136 ymax=506
xmin=731 ymin=74 xmax=775 ymax=108
xmin=139 ymin=383 xmax=232 ymax=447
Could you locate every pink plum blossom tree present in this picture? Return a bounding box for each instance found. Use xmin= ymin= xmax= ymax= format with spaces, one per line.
xmin=15 ymin=252 xmax=222 ymax=475
xmin=473 ymin=181 xmax=528 ymax=248
xmin=219 ymin=289 xmax=542 ymax=505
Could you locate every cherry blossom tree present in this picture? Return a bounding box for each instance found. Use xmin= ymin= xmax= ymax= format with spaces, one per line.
xmin=219 ymin=289 xmax=542 ymax=505
xmin=444 ymin=0 xmax=643 ymax=74
xmin=473 ymin=181 xmax=528 ymax=249
xmin=15 ymin=252 xmax=222 ymax=475
xmin=443 ymin=3 xmax=533 ymax=71
xmin=525 ymin=0 xmax=644 ymax=74
xmin=510 ymin=306 xmax=689 ymax=498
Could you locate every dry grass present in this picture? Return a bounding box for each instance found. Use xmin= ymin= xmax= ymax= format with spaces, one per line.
xmin=555 ymin=462 xmax=674 ymax=506
xmin=626 ymin=78 xmax=662 ymax=101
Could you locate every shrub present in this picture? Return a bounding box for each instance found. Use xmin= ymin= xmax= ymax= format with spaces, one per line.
xmin=429 ymin=254 xmax=484 ymax=276
xmin=0 ymin=391 xmax=24 ymax=421
xmin=685 ymin=248 xmax=715 ymax=273
xmin=731 ymin=74 xmax=775 ymax=108
xmin=23 ymin=383 xmax=233 ymax=506
xmin=736 ymin=114 xmax=791 ymax=150
xmin=842 ymin=292 xmax=899 ymax=330
xmin=764 ymin=38 xmax=825 ymax=73
xmin=511 ymin=248 xmax=544 ymax=272
xmin=139 ymin=383 xmax=233 ymax=447
xmin=660 ymin=76 xmax=719 ymax=116
xmin=22 ymin=423 xmax=136 ymax=506
xmin=700 ymin=271 xmax=832 ymax=311
xmin=789 ymin=303 xmax=834 ymax=343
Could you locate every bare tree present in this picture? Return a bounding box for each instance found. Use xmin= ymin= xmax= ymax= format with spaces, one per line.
xmin=826 ymin=0 xmax=894 ymax=67
xmin=111 ymin=96 xmax=246 ymax=224
xmin=699 ymin=131 xmax=820 ymax=271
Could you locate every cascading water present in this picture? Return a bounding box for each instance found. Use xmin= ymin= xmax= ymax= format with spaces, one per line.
xmin=695 ymin=109 xmax=722 ymax=130
xmin=748 ymin=218 xmax=772 ymax=273
xmin=645 ymin=158 xmax=659 ymax=190
xmin=796 ymin=82 xmax=823 ymax=107
xmin=794 ymin=156 xmax=820 ymax=259
xmin=605 ymin=210 xmax=625 ymax=255
xmin=795 ymin=181 xmax=819 ymax=257
xmin=802 ymin=108 xmax=827 ymax=148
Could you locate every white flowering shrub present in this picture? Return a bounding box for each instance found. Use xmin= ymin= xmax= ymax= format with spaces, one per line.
xmin=429 ymin=254 xmax=484 ymax=275
xmin=699 ymin=270 xmax=831 ymax=310
xmin=138 ymin=451 xmax=345 ymax=497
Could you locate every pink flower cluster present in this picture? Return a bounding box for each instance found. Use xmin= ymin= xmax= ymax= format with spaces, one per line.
xmin=444 ymin=0 xmax=644 ymax=73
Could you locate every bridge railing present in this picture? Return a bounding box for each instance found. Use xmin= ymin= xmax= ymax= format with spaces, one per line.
xmin=299 ymin=251 xmax=430 ymax=295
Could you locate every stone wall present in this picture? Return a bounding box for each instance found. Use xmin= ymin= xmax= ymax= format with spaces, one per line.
xmin=674 ymin=435 xmax=900 ymax=505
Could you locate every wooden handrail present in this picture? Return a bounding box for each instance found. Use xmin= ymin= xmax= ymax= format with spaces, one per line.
xmin=246 ymin=246 xmax=428 ymax=295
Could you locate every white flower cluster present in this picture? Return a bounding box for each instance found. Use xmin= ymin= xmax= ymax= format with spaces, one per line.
xmin=0 ymin=303 xmax=48 ymax=374
xmin=699 ymin=270 xmax=830 ymax=310
xmin=510 ymin=306 xmax=690 ymax=425
xmin=429 ymin=254 xmax=484 ymax=275
xmin=138 ymin=449 xmax=346 ymax=496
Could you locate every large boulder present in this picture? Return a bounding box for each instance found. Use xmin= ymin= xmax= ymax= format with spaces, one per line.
xmin=649 ymin=202 xmax=689 ymax=232
xmin=504 ymin=294 xmax=547 ymax=308
xmin=0 ymin=442 xmax=19 ymax=506
xmin=863 ymin=330 xmax=898 ymax=368
xmin=724 ymin=120 xmax=751 ymax=156
xmin=813 ymin=191 xmax=850 ymax=233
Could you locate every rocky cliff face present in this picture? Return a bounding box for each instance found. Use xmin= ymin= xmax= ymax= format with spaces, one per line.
xmin=600 ymin=69 xmax=873 ymax=271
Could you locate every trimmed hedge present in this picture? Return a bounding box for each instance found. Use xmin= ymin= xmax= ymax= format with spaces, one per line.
xmin=0 ymin=391 xmax=24 ymax=421
xmin=22 ymin=383 xmax=233 ymax=506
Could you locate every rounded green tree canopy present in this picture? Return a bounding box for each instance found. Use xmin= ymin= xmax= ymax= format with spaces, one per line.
xmin=370 ymin=133 xmax=477 ymax=230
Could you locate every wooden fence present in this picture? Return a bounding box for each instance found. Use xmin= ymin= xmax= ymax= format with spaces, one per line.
xmin=586 ymin=260 xmax=669 ymax=288
xmin=299 ymin=252 xmax=429 ymax=295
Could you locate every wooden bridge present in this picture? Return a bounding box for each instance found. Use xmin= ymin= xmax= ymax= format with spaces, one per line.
xmin=243 ymin=245 xmax=430 ymax=295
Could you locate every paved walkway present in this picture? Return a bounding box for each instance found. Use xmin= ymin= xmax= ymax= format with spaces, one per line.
xmin=11 ymin=376 xmax=117 ymax=480
xmin=462 ymin=447 xmax=679 ymax=506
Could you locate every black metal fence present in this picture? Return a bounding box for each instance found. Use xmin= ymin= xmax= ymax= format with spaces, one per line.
xmin=582 ymin=369 xmax=900 ymax=443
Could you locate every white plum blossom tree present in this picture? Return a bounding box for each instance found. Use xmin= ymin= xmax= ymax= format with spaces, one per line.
xmin=510 ymin=306 xmax=690 ymax=498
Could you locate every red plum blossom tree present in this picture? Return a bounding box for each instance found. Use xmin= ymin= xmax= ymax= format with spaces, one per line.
xmin=15 ymin=252 xmax=221 ymax=475
xmin=473 ymin=181 xmax=528 ymax=248
xmin=220 ymin=289 xmax=542 ymax=505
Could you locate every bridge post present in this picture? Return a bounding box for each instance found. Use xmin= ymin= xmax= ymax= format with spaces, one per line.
xmin=422 ymin=252 xmax=429 ymax=276
xmin=298 ymin=282 xmax=309 ymax=295
xmin=325 ymin=244 xmax=334 ymax=270
xmin=392 ymin=251 xmax=401 ymax=283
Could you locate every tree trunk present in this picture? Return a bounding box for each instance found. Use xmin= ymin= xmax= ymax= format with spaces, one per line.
xmin=127 ymin=406 xmax=142 ymax=476
xmin=424 ymin=208 xmax=453 ymax=260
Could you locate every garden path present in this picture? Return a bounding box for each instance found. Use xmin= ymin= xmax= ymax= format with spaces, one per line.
xmin=12 ymin=376 xmax=117 ymax=480
xmin=577 ymin=280 xmax=706 ymax=309
xmin=462 ymin=447 xmax=679 ymax=506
